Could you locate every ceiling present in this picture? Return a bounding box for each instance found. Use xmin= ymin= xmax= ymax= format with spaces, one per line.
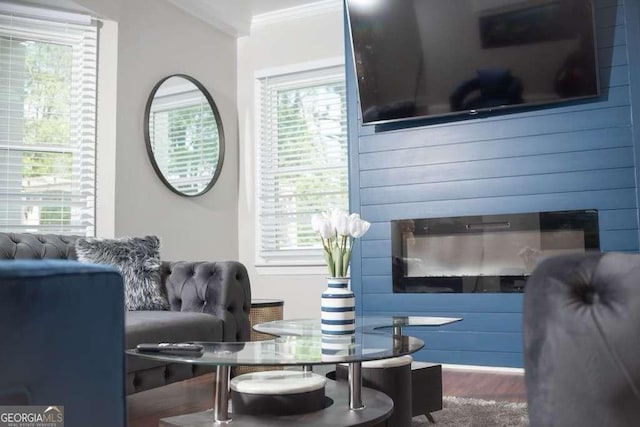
xmin=167 ymin=0 xmax=332 ymax=37
xmin=248 ymin=0 xmax=323 ymax=15
xmin=18 ymin=0 xmax=336 ymax=37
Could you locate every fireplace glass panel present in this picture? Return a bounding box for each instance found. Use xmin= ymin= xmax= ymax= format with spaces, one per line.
xmin=392 ymin=210 xmax=599 ymax=293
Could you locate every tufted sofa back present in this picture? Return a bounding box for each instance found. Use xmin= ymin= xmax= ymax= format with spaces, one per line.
xmin=0 ymin=233 xmax=79 ymax=260
xmin=0 ymin=233 xmax=251 ymax=342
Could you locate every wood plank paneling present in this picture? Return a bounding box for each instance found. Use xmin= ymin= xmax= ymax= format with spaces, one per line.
xmin=347 ymin=0 xmax=638 ymax=368
xmin=599 ymin=209 xmax=638 ymax=229
xmin=409 ymin=331 xmax=523 ymax=353
xmin=361 ymin=188 xmax=637 ymax=222
xmin=359 ymin=106 xmax=631 ymax=154
xmin=361 ymin=145 xmax=633 ymax=188
xmin=599 ymin=46 xmax=628 ymax=67
xmin=361 ymin=222 xmax=390 ymax=240
xmin=361 ymin=240 xmax=389 ymax=258
xmin=597 ymin=25 xmax=626 ymax=48
xmin=361 ymin=275 xmax=391 ymax=293
xmin=362 ymin=294 xmax=524 ymax=313
xmin=604 ymin=65 xmax=629 ymax=87
xmin=597 ymin=0 xmax=622 ymax=8
xmin=365 ymin=311 xmax=523 ymax=332
xmin=361 ymin=168 xmax=635 ymax=206
xmin=416 ymin=349 xmax=524 ymax=368
xmin=596 ymin=3 xmax=625 ymax=27
xmin=600 ymin=229 xmax=640 ymax=250
xmin=361 ymin=126 xmax=632 ymax=172
xmin=362 ymin=257 xmax=391 ymax=276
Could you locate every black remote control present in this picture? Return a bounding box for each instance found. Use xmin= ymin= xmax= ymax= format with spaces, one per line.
xmin=137 ymin=343 xmax=204 ymax=354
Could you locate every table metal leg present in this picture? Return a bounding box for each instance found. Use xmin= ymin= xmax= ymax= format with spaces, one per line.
xmin=214 ymin=365 xmax=231 ymax=423
xmin=393 ymin=325 xmax=403 ymax=337
xmin=348 ymin=361 xmax=365 ymax=410
xmin=303 ymin=365 xmax=313 ymax=372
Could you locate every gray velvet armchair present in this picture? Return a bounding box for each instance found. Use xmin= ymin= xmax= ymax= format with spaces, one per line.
xmin=524 ymin=252 xmax=640 ymax=426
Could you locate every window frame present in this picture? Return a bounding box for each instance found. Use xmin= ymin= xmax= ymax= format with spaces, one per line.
xmin=254 ymin=57 xmax=347 ymax=273
xmin=0 ymin=9 xmax=98 ymax=236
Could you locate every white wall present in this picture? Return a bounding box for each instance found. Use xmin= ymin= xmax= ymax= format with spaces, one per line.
xmin=95 ymin=20 xmax=117 ymax=238
xmin=75 ymin=0 xmax=239 ymax=262
xmin=237 ymin=10 xmax=345 ymax=319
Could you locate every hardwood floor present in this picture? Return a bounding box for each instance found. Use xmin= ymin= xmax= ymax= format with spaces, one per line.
xmin=442 ymin=369 xmax=526 ymax=404
xmin=127 ymin=375 xmax=214 ymax=427
xmin=127 ymin=368 xmax=526 ymax=426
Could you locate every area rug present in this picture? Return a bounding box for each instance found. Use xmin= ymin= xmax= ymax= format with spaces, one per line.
xmin=412 ymin=396 xmax=528 ymax=426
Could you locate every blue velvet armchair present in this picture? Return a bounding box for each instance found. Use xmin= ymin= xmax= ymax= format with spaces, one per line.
xmin=0 ymin=260 xmax=126 ymax=427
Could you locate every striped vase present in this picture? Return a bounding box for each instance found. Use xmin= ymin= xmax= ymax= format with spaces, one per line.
xmin=321 ymin=334 xmax=356 ymax=361
xmin=321 ymin=277 xmax=355 ymax=335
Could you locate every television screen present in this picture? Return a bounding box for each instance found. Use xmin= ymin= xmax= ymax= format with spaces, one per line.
xmin=346 ymin=0 xmax=599 ymax=125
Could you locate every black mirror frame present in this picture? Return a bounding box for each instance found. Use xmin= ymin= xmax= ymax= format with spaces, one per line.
xmin=143 ymin=74 xmax=225 ymax=197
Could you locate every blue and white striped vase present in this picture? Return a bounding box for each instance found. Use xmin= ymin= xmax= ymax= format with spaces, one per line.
xmin=321 ymin=277 xmax=355 ymax=335
xmin=321 ymin=334 xmax=356 ymax=361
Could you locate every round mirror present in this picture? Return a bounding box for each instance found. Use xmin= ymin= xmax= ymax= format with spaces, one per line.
xmin=144 ymin=74 xmax=225 ymax=197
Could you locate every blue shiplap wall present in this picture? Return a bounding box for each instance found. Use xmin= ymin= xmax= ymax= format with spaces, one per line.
xmin=347 ymin=0 xmax=638 ymax=368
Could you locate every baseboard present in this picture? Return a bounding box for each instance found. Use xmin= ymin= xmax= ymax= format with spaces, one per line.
xmin=441 ymin=364 xmax=524 ymax=375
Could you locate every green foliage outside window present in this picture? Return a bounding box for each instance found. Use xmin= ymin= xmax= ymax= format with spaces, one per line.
xmin=16 ymin=39 xmax=74 ymax=227
xmin=40 ymin=206 xmax=70 ymax=225
xmin=274 ymin=82 xmax=348 ymax=249
xmin=22 ymin=40 xmax=73 ymax=178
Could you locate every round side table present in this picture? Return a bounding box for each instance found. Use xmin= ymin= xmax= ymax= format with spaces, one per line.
xmin=236 ymin=299 xmax=284 ymax=375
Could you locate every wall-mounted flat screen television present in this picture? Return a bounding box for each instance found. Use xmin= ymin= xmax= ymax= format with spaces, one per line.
xmin=346 ymin=0 xmax=599 ymax=125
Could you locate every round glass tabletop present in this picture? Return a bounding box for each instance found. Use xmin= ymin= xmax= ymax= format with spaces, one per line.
xmin=127 ymin=332 xmax=424 ymax=366
xmin=253 ymin=316 xmax=462 ymax=336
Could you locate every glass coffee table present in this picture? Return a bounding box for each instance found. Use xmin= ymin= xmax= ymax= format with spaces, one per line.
xmin=129 ymin=333 xmax=421 ymax=426
xmin=128 ymin=315 xmax=460 ymax=426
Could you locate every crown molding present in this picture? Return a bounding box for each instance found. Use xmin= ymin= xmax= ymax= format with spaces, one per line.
xmin=252 ymin=0 xmax=342 ymax=30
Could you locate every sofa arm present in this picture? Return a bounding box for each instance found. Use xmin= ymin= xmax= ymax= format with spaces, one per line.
xmin=161 ymin=261 xmax=251 ymax=342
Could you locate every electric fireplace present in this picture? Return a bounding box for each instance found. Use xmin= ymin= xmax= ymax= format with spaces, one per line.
xmin=391 ymin=210 xmax=599 ymax=293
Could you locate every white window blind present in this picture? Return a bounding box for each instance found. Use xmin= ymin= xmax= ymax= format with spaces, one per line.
xmin=257 ymin=65 xmax=348 ymax=263
xmin=0 ymin=11 xmax=97 ymax=236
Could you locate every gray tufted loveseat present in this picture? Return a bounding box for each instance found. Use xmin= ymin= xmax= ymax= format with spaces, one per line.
xmin=0 ymin=233 xmax=251 ymax=394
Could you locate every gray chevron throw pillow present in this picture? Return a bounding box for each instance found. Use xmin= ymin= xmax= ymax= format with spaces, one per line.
xmin=76 ymin=235 xmax=169 ymax=311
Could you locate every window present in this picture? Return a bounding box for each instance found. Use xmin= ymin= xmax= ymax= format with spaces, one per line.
xmin=257 ymin=64 xmax=348 ymax=265
xmin=0 ymin=9 xmax=97 ymax=236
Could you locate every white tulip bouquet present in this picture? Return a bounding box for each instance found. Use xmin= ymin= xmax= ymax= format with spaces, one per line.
xmin=311 ymin=209 xmax=371 ymax=278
